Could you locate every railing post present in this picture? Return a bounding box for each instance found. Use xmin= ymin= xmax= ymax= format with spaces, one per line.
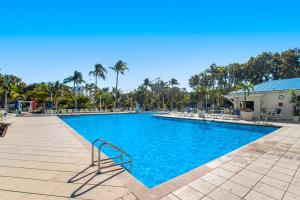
xmin=98 ymin=146 xmax=101 ymax=173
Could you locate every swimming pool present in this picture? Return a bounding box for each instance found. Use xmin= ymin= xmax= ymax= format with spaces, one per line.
xmin=60 ymin=113 xmax=277 ymax=188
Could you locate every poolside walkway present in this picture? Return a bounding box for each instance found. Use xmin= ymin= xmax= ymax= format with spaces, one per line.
xmin=0 ymin=116 xmax=137 ymax=200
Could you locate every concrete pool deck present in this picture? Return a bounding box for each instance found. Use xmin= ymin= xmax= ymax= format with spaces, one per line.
xmin=0 ymin=116 xmax=137 ymax=200
xmin=1 ymin=115 xmax=300 ymax=200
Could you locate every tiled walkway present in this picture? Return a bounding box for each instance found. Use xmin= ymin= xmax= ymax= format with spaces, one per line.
xmin=0 ymin=116 xmax=137 ymax=200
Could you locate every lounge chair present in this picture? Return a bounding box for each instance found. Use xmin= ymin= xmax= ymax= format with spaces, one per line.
xmin=211 ymin=110 xmax=224 ymax=119
xmin=198 ymin=110 xmax=206 ymax=118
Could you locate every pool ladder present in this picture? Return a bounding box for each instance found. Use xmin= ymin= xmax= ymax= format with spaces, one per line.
xmin=91 ymin=138 xmax=132 ymax=174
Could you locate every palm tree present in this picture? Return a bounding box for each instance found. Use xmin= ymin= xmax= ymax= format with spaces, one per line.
xmin=110 ymin=60 xmax=129 ymax=107
xmin=169 ymin=78 xmax=179 ymax=109
xmin=235 ymin=82 xmax=254 ymax=111
xmin=142 ymin=78 xmax=151 ymax=89
xmin=89 ymin=64 xmax=107 ymax=88
xmin=63 ymin=70 xmax=85 ymax=110
xmin=48 ymin=81 xmax=64 ymax=112
xmin=84 ymin=83 xmax=95 ymax=98
xmin=195 ymin=86 xmax=208 ymax=110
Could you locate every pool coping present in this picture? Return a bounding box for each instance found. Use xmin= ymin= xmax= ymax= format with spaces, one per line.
xmin=56 ymin=114 xmax=289 ymax=200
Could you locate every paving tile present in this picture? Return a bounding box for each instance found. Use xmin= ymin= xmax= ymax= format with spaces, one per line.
xmin=32 ymin=181 xmax=64 ymax=195
xmin=245 ymin=164 xmax=269 ymax=175
xmin=260 ymin=176 xmax=289 ymax=190
xmin=160 ymin=194 xmax=181 ymax=200
xmin=230 ymin=158 xmax=249 ymax=168
xmin=275 ymin=161 xmax=298 ymax=171
xmin=296 ymin=171 xmax=300 ymax=178
xmin=291 ymin=177 xmax=300 ymax=187
xmin=230 ymin=174 xmax=259 ymax=188
xmin=221 ymin=163 xmax=243 ymax=173
xmin=160 ymin=196 xmax=172 ymax=200
xmin=200 ymin=197 xmax=213 ymax=200
xmin=208 ymin=188 xmax=241 ymax=200
xmin=271 ymin=165 xmax=296 ymax=176
xmin=201 ymin=173 xmax=227 ymax=186
xmin=243 ymin=190 xmax=276 ymax=200
xmin=282 ymin=192 xmax=300 ymax=200
xmin=189 ymin=178 xmax=216 ymax=195
xmin=288 ymin=184 xmax=300 ymax=197
xmin=267 ymin=170 xmax=293 ymax=183
xmin=0 ymin=191 xmax=26 ymax=200
xmin=253 ymin=182 xmax=285 ymax=199
xmin=220 ymin=180 xmax=250 ymax=197
xmin=211 ymin=168 xmax=235 ymax=179
xmin=252 ymin=158 xmax=275 ymax=170
xmin=121 ymin=192 xmax=137 ymax=200
xmin=238 ymin=169 xmax=264 ymax=181
xmin=173 ymin=185 xmax=204 ymax=200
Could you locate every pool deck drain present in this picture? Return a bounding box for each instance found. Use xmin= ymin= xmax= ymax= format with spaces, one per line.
xmin=1 ymin=115 xmax=300 ymax=200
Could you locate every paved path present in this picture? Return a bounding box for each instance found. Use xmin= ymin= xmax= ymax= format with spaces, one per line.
xmin=0 ymin=116 xmax=137 ymax=200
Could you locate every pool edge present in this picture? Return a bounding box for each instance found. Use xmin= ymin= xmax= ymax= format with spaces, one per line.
xmin=56 ymin=114 xmax=288 ymax=200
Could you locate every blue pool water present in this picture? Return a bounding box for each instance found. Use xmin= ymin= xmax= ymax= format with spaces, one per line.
xmin=60 ymin=113 xmax=277 ymax=188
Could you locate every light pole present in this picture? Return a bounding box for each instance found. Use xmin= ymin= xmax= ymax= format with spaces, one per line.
xmin=4 ymin=90 xmax=8 ymax=112
xmin=205 ymin=94 xmax=209 ymax=112
xmin=50 ymin=93 xmax=53 ymax=115
xmin=99 ymin=95 xmax=102 ymax=111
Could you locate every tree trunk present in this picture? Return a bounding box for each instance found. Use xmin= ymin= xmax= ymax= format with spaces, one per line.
xmin=55 ymin=100 xmax=58 ymax=112
xmin=95 ymin=75 xmax=98 ymax=104
xmin=244 ymin=92 xmax=246 ymax=110
xmin=115 ymin=72 xmax=119 ymax=108
xmin=73 ymin=81 xmax=77 ymax=110
xmin=171 ymin=87 xmax=174 ymax=110
xmin=95 ymin=75 xmax=98 ymax=88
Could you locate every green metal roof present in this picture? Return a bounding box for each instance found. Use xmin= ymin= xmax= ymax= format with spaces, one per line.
xmin=231 ymin=78 xmax=300 ymax=94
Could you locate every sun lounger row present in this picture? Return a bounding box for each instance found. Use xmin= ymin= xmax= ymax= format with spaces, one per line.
xmin=168 ymin=111 xmax=240 ymax=120
xmin=56 ymin=108 xmax=134 ymax=114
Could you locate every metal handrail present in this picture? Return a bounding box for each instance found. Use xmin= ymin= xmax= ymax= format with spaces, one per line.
xmin=91 ymin=138 xmax=108 ymax=165
xmin=98 ymin=142 xmax=132 ymax=174
xmin=91 ymin=138 xmax=132 ymax=174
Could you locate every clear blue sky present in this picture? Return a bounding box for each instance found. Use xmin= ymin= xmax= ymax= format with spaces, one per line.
xmin=1 ymin=0 xmax=300 ymax=91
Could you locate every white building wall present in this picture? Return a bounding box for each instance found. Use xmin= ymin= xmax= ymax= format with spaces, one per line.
xmin=232 ymin=90 xmax=300 ymax=120
xmin=261 ymin=91 xmax=297 ymax=120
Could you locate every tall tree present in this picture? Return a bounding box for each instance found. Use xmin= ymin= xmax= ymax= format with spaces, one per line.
xmin=169 ymin=78 xmax=179 ymax=109
xmin=195 ymin=85 xmax=208 ymax=110
xmin=235 ymin=82 xmax=254 ymax=111
xmin=281 ymin=49 xmax=300 ymax=78
xmin=48 ymin=81 xmax=64 ymax=111
xmin=110 ymin=60 xmax=129 ymax=107
xmin=142 ymin=78 xmax=151 ymax=89
xmin=63 ymin=70 xmax=85 ymax=110
xmin=89 ymin=63 xmax=107 ymax=88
